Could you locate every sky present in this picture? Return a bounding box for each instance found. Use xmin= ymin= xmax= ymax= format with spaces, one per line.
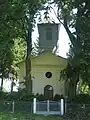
xmin=0 ymin=78 xmax=19 ymax=92
xmin=56 ymin=24 xmax=70 ymax=58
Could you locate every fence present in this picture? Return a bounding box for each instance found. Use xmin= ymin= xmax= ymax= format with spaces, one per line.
xmin=0 ymin=99 xmax=64 ymax=115
xmin=67 ymin=103 xmax=90 ymax=113
xmin=0 ymin=99 xmax=90 ymax=115
xmin=35 ymin=100 xmax=62 ymax=115
xmin=33 ymin=98 xmax=64 ymax=115
xmin=0 ymin=101 xmax=33 ymax=113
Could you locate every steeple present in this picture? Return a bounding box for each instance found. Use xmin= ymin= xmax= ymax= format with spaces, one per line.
xmin=38 ymin=23 xmax=60 ymax=53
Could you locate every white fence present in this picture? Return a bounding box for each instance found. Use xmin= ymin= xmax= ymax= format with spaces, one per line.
xmin=33 ymin=98 xmax=64 ymax=115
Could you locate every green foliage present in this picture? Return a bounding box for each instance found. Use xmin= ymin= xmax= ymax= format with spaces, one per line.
xmin=13 ymin=38 xmax=26 ymax=64
xmin=71 ymin=94 xmax=90 ymax=104
xmin=0 ymin=0 xmax=48 ymax=93
xmin=4 ymin=92 xmax=20 ymax=101
xmin=4 ymin=90 xmax=34 ymax=101
xmin=31 ymin=39 xmax=39 ymax=56
xmin=68 ymin=0 xmax=90 ymax=88
xmin=53 ymin=94 xmax=61 ymax=101
xmin=0 ymin=91 xmax=8 ymax=100
xmin=35 ymin=93 xmax=45 ymax=101
xmin=0 ymin=112 xmax=89 ymax=120
xmin=19 ymin=94 xmax=34 ymax=101
xmin=12 ymin=37 xmax=27 ymax=77
xmin=79 ymin=82 xmax=90 ymax=95
xmin=47 ymin=0 xmax=90 ymax=97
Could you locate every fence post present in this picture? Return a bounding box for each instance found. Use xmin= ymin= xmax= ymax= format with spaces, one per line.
xmin=83 ymin=104 xmax=85 ymax=109
xmin=47 ymin=100 xmax=50 ymax=113
xmin=61 ymin=99 xmax=64 ymax=115
xmin=65 ymin=96 xmax=68 ymax=113
xmin=12 ymin=101 xmax=15 ymax=113
xmin=33 ymin=98 xmax=36 ymax=114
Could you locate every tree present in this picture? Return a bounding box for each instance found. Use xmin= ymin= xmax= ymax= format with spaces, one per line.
xmin=2 ymin=0 xmax=90 ymax=97
xmin=31 ymin=38 xmax=39 ymax=56
xmin=22 ymin=0 xmax=48 ymax=94
xmin=44 ymin=0 xmax=90 ymax=98
xmin=0 ymin=38 xmax=14 ymax=91
xmin=0 ymin=0 xmax=48 ymax=94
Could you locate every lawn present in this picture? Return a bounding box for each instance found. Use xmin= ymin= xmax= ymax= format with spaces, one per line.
xmin=0 ymin=112 xmax=90 ymax=120
xmin=0 ymin=113 xmax=61 ymax=120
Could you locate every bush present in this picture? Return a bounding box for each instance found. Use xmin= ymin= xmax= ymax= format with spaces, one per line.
xmin=5 ymin=92 xmax=19 ymax=101
xmin=53 ymin=94 xmax=61 ymax=101
xmin=0 ymin=91 xmax=7 ymax=100
xmin=19 ymin=93 xmax=34 ymax=101
xmin=35 ymin=93 xmax=45 ymax=101
xmin=4 ymin=88 xmax=35 ymax=101
xmin=71 ymin=94 xmax=90 ymax=104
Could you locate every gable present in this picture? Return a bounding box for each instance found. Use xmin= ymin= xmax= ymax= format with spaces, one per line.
xmin=31 ymin=52 xmax=67 ymax=69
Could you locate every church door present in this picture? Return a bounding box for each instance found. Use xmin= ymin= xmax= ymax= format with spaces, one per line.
xmin=44 ymin=85 xmax=53 ymax=100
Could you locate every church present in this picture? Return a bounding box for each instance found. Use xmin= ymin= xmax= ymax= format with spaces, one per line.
xmin=19 ymin=23 xmax=67 ymax=99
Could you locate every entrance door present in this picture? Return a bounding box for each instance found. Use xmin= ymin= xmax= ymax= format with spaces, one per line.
xmin=44 ymin=85 xmax=53 ymax=100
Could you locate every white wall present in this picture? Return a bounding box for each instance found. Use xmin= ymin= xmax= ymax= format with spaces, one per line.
xmin=32 ymin=67 xmax=65 ymax=96
xmin=19 ymin=52 xmax=67 ymax=96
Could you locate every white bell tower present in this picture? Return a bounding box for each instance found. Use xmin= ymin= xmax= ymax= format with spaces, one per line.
xmin=38 ymin=23 xmax=60 ymax=52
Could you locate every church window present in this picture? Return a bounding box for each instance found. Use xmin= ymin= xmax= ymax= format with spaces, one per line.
xmin=44 ymin=85 xmax=53 ymax=100
xmin=46 ymin=27 xmax=52 ymax=40
xmin=45 ymin=72 xmax=52 ymax=78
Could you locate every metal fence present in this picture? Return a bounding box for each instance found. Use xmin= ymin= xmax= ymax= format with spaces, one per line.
xmin=0 ymin=100 xmax=62 ymax=115
xmin=0 ymin=101 xmax=12 ymax=112
xmin=67 ymin=103 xmax=90 ymax=113
xmin=36 ymin=101 xmax=47 ymax=111
xmin=0 ymin=100 xmax=90 ymax=115
xmin=36 ymin=100 xmax=61 ymax=115
xmin=0 ymin=101 xmax=33 ymax=113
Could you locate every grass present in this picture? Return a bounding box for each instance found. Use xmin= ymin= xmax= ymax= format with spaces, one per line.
xmin=0 ymin=112 xmax=90 ymax=120
xmin=0 ymin=113 xmax=61 ymax=120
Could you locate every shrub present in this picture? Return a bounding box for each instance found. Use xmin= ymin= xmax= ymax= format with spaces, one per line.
xmin=0 ymin=91 xmax=7 ymax=100
xmin=71 ymin=94 xmax=90 ymax=104
xmin=35 ymin=93 xmax=45 ymax=101
xmin=53 ymin=94 xmax=61 ymax=101
xmin=4 ymin=88 xmax=35 ymax=101
xmin=19 ymin=93 xmax=34 ymax=101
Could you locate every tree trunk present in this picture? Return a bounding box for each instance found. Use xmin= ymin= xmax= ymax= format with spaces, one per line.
xmin=26 ymin=56 xmax=32 ymax=94
xmin=11 ymin=80 xmax=14 ymax=93
xmin=65 ymin=71 xmax=79 ymax=99
xmin=64 ymin=79 xmax=70 ymax=97
xmin=25 ymin=25 xmax=32 ymax=94
xmin=1 ymin=76 xmax=3 ymax=91
xmin=68 ymin=81 xmax=77 ymax=99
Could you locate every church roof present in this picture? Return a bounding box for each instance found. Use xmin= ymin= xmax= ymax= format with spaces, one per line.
xmin=17 ymin=51 xmax=67 ymax=65
xmin=31 ymin=51 xmax=67 ymax=60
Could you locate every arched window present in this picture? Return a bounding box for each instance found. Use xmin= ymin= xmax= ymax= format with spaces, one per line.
xmin=44 ymin=85 xmax=53 ymax=100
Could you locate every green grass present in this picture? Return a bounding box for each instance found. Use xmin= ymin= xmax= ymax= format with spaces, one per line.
xmin=0 ymin=112 xmax=23 ymax=120
xmin=0 ymin=113 xmax=62 ymax=120
xmin=0 ymin=112 xmax=89 ymax=120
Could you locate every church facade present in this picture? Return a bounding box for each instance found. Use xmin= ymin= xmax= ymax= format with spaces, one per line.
xmin=19 ymin=23 xmax=67 ymax=99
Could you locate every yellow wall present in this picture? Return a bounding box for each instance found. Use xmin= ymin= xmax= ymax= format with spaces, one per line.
xmin=19 ymin=52 xmax=67 ymax=96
